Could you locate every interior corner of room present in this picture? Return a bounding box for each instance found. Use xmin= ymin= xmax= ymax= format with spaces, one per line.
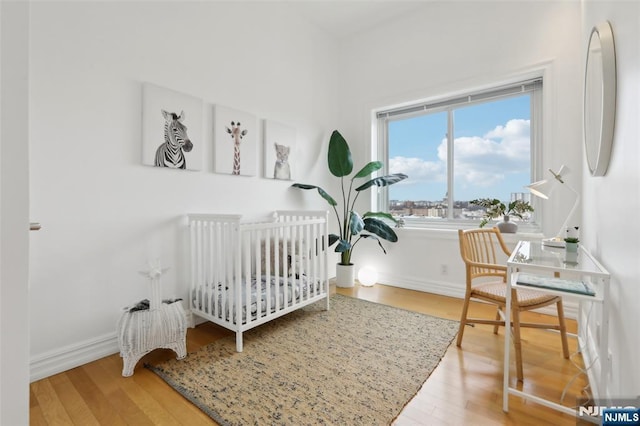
xmin=2 ymin=0 xmax=639 ymax=424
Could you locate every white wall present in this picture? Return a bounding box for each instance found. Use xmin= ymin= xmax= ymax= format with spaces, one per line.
xmin=336 ymin=1 xmax=583 ymax=296
xmin=27 ymin=1 xmax=640 ymax=399
xmin=335 ymin=0 xmax=639 ymax=399
xmin=1 ymin=2 xmax=30 ymax=422
xmin=581 ymin=0 xmax=640 ymax=399
xmin=28 ymin=1 xmax=339 ymax=379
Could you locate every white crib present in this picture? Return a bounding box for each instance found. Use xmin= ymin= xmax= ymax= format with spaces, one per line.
xmin=188 ymin=210 xmax=330 ymax=352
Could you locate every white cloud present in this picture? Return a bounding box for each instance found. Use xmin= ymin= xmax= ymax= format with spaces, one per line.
xmin=390 ymin=119 xmax=530 ymax=188
xmin=389 ymin=156 xmax=444 ymax=183
xmin=455 ymin=119 xmax=530 ymax=186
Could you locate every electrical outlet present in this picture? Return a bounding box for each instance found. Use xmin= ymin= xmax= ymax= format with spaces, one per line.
xmin=441 ymin=264 xmax=448 ymax=275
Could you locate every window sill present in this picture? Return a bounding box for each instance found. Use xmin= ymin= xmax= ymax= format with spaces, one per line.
xmin=393 ymin=222 xmax=544 ymax=243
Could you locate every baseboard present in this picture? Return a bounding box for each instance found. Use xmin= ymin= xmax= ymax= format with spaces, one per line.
xmin=30 ymin=332 xmax=119 ymax=382
xmin=29 ymin=311 xmax=205 ymax=382
xmin=579 ymin=311 xmax=607 ymax=401
xmin=377 ymin=273 xmax=579 ymax=319
xmin=377 ymin=273 xmax=465 ymax=299
xmin=29 ymin=282 xmax=578 ymax=382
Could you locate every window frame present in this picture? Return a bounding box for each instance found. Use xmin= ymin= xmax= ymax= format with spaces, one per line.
xmin=374 ymin=77 xmax=544 ymax=232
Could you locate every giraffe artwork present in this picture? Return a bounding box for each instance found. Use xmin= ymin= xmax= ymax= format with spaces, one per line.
xmin=214 ymin=106 xmax=257 ymax=176
xmin=226 ymin=121 xmax=247 ymax=175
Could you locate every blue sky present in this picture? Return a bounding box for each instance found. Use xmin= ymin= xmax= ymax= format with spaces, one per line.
xmin=388 ymin=95 xmax=531 ymax=203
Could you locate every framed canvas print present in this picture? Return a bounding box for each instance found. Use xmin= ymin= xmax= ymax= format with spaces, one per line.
xmin=263 ymin=120 xmax=296 ymax=180
xmin=213 ymin=106 xmax=258 ymax=176
xmin=142 ymin=83 xmax=203 ymax=171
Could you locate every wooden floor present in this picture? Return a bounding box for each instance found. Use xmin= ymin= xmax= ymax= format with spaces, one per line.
xmin=30 ymin=284 xmax=589 ymax=425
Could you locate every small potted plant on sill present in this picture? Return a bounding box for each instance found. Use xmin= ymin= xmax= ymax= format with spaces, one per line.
xmin=469 ymin=198 xmax=534 ymax=233
xmin=292 ymin=130 xmax=408 ymax=288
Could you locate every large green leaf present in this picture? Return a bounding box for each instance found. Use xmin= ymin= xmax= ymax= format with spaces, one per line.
xmin=363 ymin=217 xmax=398 ymax=242
xmin=355 ymin=173 xmax=408 ymax=191
xmin=291 ymin=183 xmax=337 ymax=206
xmin=327 ymin=130 xmax=353 ymax=177
xmin=334 ymin=239 xmax=351 ymax=253
xmin=328 ymin=234 xmax=340 ymax=246
xmin=362 ymin=211 xmax=399 ymax=224
xmin=353 ymin=161 xmax=383 ymax=179
xmin=349 ymin=211 xmax=364 ymax=235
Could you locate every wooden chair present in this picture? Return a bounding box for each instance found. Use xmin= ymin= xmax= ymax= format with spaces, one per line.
xmin=457 ymin=228 xmax=569 ymax=381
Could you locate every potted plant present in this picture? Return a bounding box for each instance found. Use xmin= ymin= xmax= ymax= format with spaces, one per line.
xmin=292 ymin=130 xmax=408 ymax=287
xmin=469 ymin=198 xmax=534 ymax=233
xmin=564 ymin=226 xmax=580 ymax=252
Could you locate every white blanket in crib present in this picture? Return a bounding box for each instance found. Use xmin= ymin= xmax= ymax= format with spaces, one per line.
xmin=192 ymin=275 xmax=318 ymax=323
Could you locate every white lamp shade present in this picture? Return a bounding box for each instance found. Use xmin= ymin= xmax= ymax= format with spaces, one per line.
xmin=526 ymin=179 xmax=553 ymax=199
xmin=358 ymin=267 xmax=378 ymax=287
xmin=526 ymin=165 xmax=571 ymax=200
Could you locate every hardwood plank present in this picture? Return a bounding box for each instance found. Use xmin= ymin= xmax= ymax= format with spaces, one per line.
xmin=95 ymin=356 xmax=180 ymax=425
xmin=48 ymin=373 xmax=100 ymax=426
xmin=31 ymin=284 xmax=587 ymax=425
xmin=102 ymin=353 xmax=214 ymax=426
xmin=103 ymin=387 xmax=156 ymax=426
xmin=131 ymin=367 xmax=215 ymax=426
xmin=30 ymin=379 xmax=73 ymax=425
xmin=29 ymin=388 xmax=49 ymax=426
xmin=29 ymin=408 xmax=48 ymax=426
xmin=65 ymin=367 xmax=128 ymax=426
xmin=82 ymin=356 xmax=157 ymax=425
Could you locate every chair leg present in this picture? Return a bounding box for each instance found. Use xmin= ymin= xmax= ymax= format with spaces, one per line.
xmin=556 ymin=299 xmax=570 ymax=359
xmin=511 ymin=300 xmax=524 ymax=382
xmin=456 ymin=294 xmax=471 ymax=347
xmin=493 ymin=307 xmax=501 ymax=334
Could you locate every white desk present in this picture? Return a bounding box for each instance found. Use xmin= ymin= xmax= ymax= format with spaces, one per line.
xmin=503 ymin=241 xmax=610 ymax=416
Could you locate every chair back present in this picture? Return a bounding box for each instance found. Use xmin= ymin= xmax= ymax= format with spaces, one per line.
xmin=458 ymin=228 xmax=512 ymax=281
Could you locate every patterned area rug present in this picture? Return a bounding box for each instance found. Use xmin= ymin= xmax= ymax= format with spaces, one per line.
xmin=147 ymin=294 xmax=458 ymax=426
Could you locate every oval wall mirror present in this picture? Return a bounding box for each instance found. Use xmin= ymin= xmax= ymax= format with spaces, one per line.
xmin=584 ymin=21 xmax=616 ymax=176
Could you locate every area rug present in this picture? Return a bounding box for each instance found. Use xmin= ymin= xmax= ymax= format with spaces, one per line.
xmin=146 ymin=294 xmax=458 ymax=426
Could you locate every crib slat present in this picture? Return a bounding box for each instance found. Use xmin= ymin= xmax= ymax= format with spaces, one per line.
xmin=217 ymin=222 xmax=222 ymax=320
xmin=234 ymin=223 xmax=243 ymax=331
xmin=265 ymin=229 xmax=272 ymax=318
xmin=189 ymin=221 xmax=198 ymax=312
xmin=306 ymin=222 xmax=312 ymax=299
xmin=204 ymin=221 xmax=211 ymax=317
xmin=314 ymin=222 xmax=320 ymax=297
xmin=196 ymin=221 xmax=203 ymax=312
xmin=304 ymin=222 xmax=310 ymax=300
xmin=290 ymin=224 xmax=296 ymax=303
xmin=210 ymin=221 xmax=217 ymax=319
xmin=255 ymin=230 xmax=263 ymax=319
xmin=283 ymin=226 xmax=289 ymax=309
xmin=243 ymin=230 xmax=251 ymax=325
xmin=224 ymin=222 xmax=231 ymax=321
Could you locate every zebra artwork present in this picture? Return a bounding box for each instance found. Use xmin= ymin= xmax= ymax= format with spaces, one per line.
xmin=154 ymin=110 xmax=193 ymax=169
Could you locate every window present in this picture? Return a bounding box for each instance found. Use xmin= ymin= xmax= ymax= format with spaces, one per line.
xmin=376 ymin=78 xmax=542 ymax=228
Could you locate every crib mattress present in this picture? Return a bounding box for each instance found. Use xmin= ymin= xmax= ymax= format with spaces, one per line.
xmin=192 ymin=275 xmax=320 ymax=324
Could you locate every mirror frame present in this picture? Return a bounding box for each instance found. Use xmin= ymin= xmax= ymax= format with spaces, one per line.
xmin=583 ymin=21 xmax=617 ymax=177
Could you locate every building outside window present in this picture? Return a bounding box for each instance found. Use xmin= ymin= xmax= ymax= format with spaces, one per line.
xmin=376 ymin=78 xmax=542 ymax=229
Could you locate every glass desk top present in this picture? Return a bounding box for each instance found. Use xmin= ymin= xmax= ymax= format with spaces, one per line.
xmin=508 ymin=240 xmax=609 ymax=277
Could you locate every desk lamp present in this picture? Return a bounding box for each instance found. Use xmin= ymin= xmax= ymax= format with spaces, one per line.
xmin=526 ymin=165 xmax=580 ymax=248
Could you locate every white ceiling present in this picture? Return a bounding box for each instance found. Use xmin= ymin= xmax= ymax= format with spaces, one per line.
xmin=285 ymin=1 xmax=431 ymax=39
